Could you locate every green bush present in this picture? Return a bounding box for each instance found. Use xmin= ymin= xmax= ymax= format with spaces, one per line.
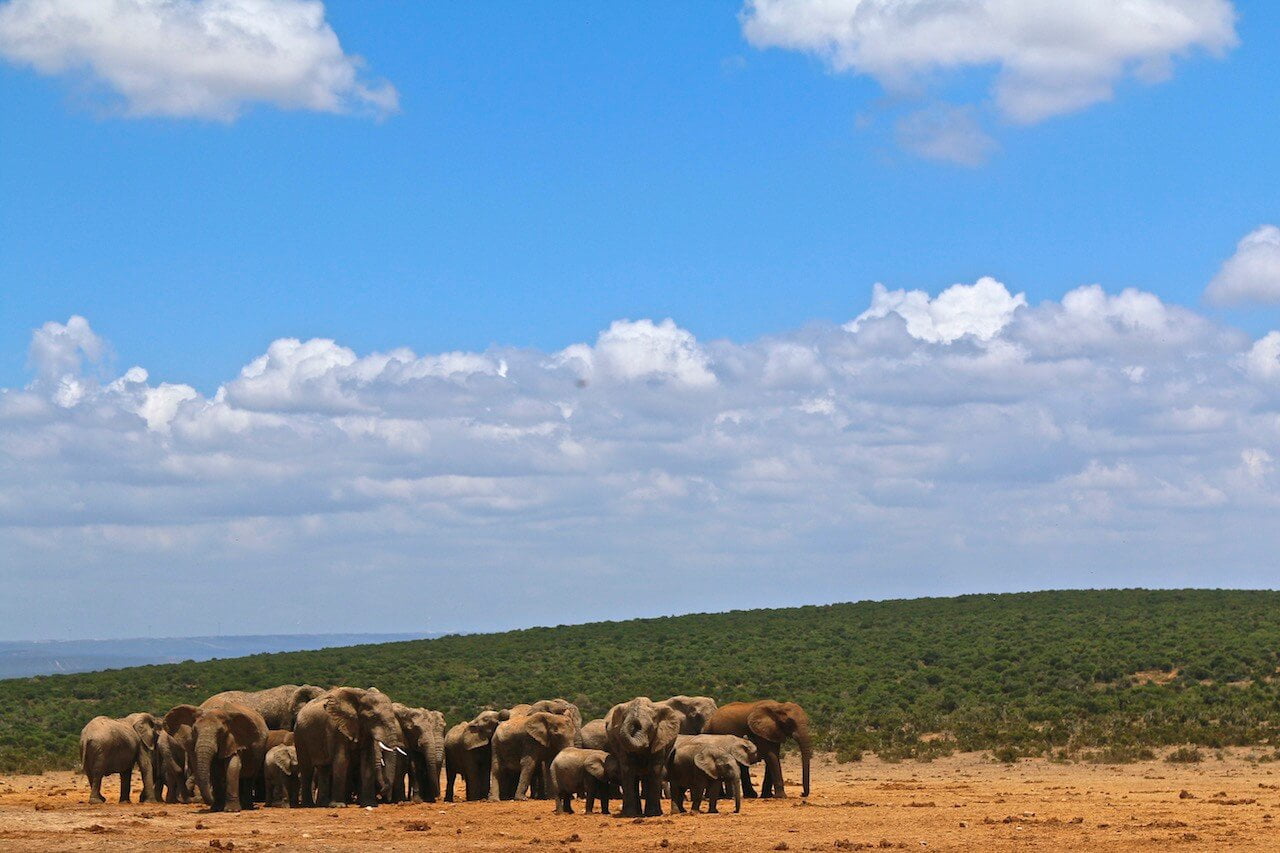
xmin=3 ymin=589 xmax=1280 ymax=773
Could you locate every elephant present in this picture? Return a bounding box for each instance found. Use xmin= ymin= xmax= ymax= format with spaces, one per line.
xmin=488 ymin=711 xmax=576 ymax=801
xmin=657 ymin=696 xmax=719 ymax=735
xmin=294 ymin=687 xmax=407 ymax=808
xmin=604 ymin=696 xmax=684 ymax=817
xmin=703 ymin=700 xmax=812 ymax=798
xmin=155 ymin=729 xmax=192 ymax=803
xmin=528 ymin=698 xmax=583 ymax=740
xmin=666 ymin=739 xmax=745 ymax=814
xmin=392 ymin=703 xmax=446 ymax=803
xmin=668 ymin=734 xmax=757 ymax=813
xmin=263 ymin=744 xmax=299 ymax=807
xmin=549 ymin=747 xmax=619 ymax=814
xmin=443 ymin=710 xmax=502 ymax=801
xmin=79 ymin=712 xmax=160 ymax=804
xmin=579 ymin=718 xmax=608 ymax=751
xmin=201 ymin=685 xmax=326 ymax=731
xmin=164 ymin=702 xmax=268 ymax=812
xmin=251 ymin=730 xmax=295 ymax=802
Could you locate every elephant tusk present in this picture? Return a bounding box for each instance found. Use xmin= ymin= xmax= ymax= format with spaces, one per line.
xmin=395 ymin=747 xmax=408 ymax=756
xmin=378 ymin=741 xmax=395 ymax=753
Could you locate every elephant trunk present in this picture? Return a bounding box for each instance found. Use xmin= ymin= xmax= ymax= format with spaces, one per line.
xmin=731 ymin=767 xmax=743 ymax=813
xmin=194 ymin=729 xmax=218 ymax=807
xmin=795 ymin=727 xmax=812 ymax=797
xmin=621 ymin=717 xmax=648 ymax=754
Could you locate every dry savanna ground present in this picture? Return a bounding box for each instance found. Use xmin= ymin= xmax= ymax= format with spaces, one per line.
xmin=2 ymin=752 xmax=1279 ymax=851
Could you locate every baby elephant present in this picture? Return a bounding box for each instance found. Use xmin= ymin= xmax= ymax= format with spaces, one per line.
xmin=667 ymin=735 xmax=757 ymax=814
xmin=549 ymin=747 xmax=619 ymax=814
xmin=263 ymin=745 xmax=299 ymax=807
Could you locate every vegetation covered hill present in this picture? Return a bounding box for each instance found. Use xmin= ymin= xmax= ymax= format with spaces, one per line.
xmin=3 ymin=589 xmax=1280 ymax=773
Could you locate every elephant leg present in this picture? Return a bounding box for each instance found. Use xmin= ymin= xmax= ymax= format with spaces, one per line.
xmin=514 ymin=755 xmax=537 ymax=801
xmin=119 ymin=769 xmax=132 ymax=803
xmin=540 ymin=761 xmax=553 ymax=802
xmin=670 ymin=781 xmax=685 ymax=814
xmin=329 ymin=751 xmax=350 ymax=808
xmin=224 ymin=755 xmax=243 ymax=812
xmin=706 ymin=780 xmax=720 ymax=814
xmin=642 ymin=768 xmax=664 ymax=817
xmin=299 ymin=762 xmax=315 ymax=807
xmin=585 ymin=780 xmax=596 ymax=814
xmin=444 ymin=761 xmax=456 ymax=802
xmin=287 ymin=775 xmax=299 ymax=807
xmin=619 ymin=767 xmax=641 ymax=818
xmin=763 ymin=750 xmax=785 ymax=798
xmin=87 ymin=766 xmax=106 ymax=805
xmin=739 ymin=761 xmax=758 ymax=798
xmin=488 ymin=756 xmax=502 ymax=802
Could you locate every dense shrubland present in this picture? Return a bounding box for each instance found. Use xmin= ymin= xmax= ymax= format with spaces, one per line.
xmin=3 ymin=589 xmax=1279 ymax=773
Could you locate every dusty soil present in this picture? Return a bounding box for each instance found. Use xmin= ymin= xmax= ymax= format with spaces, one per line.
xmin=3 ymin=752 xmax=1279 ymax=851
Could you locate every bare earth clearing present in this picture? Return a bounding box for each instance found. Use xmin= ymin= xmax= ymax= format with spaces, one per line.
xmin=2 ymin=752 xmax=1278 ymax=851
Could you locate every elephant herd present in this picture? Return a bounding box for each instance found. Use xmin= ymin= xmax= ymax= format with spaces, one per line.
xmin=79 ymin=685 xmax=811 ymax=819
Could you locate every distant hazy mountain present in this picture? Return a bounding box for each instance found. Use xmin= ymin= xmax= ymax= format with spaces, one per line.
xmin=0 ymin=633 xmax=435 ymax=679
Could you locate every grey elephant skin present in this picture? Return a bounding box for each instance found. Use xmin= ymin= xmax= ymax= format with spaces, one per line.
xmin=164 ymin=702 xmax=269 ymax=812
xmin=155 ymin=729 xmax=191 ymax=803
xmin=579 ymin=718 xmax=608 ymax=751
xmin=443 ymin=710 xmax=502 ymax=801
xmin=605 ymin=696 xmax=684 ymax=817
xmin=202 ymin=684 xmax=325 ymax=731
xmin=263 ymin=744 xmax=299 ymax=807
xmin=294 ymin=687 xmax=406 ymax=807
xmin=668 ymin=734 xmax=757 ymax=813
xmin=488 ymin=711 xmax=575 ymax=801
xmin=657 ymin=695 xmax=719 ymax=735
xmin=549 ymin=747 xmax=619 ymax=814
xmin=79 ymin=712 xmax=160 ymax=804
xmin=704 ymin=699 xmax=812 ymax=798
xmin=393 ymin=703 xmax=446 ymax=802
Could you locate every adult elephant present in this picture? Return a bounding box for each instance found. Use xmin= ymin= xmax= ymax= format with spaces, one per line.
xmin=164 ymin=702 xmax=268 ymax=812
xmin=443 ymin=710 xmax=502 ymax=801
xmin=578 ymin=718 xmax=607 ymax=751
xmin=604 ymin=696 xmax=683 ymax=817
xmin=488 ymin=711 xmax=575 ymax=801
xmin=294 ymin=687 xmax=406 ymax=808
xmin=201 ymin=685 xmax=325 ymax=731
xmin=703 ymin=700 xmax=812 ymax=798
xmin=392 ymin=704 xmax=446 ymax=802
xmin=528 ymin=699 xmax=582 ymax=741
xmin=80 ymin=713 xmax=160 ymax=804
xmin=658 ymin=696 xmax=718 ymax=735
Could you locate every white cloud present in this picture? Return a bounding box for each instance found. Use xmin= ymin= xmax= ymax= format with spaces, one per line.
xmin=895 ymin=104 xmax=997 ymax=167
xmin=0 ymin=0 xmax=397 ymax=120
xmin=5 ymin=286 xmax=1280 ymax=638
xmin=553 ymin=319 xmax=716 ymax=388
xmin=1205 ymin=225 xmax=1280 ymax=305
xmin=847 ymin=276 xmax=1027 ymax=343
xmin=742 ymin=0 xmax=1237 ymax=124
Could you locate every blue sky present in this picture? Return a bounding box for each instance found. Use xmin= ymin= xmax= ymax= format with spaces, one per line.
xmin=2 ymin=1 xmax=1280 ymax=640
xmin=4 ymin=2 xmax=1278 ymax=392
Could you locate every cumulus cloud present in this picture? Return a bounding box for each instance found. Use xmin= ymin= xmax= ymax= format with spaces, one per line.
xmin=741 ymin=0 xmax=1236 ymax=161
xmin=1205 ymin=225 xmax=1280 ymax=305
xmin=742 ymin=0 xmax=1236 ymax=123
xmin=4 ymin=285 xmax=1280 ymax=639
xmin=0 ymin=0 xmax=397 ymax=120
xmin=847 ymin=277 xmax=1027 ymax=343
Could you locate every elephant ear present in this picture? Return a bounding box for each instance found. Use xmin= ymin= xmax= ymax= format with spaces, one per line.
xmin=734 ymin=737 xmax=759 ymax=765
xmin=747 ymin=706 xmax=785 ymax=743
xmin=583 ymin=752 xmax=607 ymax=781
xmin=392 ymin=703 xmax=414 ymax=730
xmin=164 ymin=705 xmax=201 ymax=736
xmin=604 ymin=705 xmax=624 ymax=740
xmin=693 ymin=747 xmax=720 ymax=780
xmin=292 ymin=685 xmax=325 ymax=715
xmin=222 ymin=706 xmax=265 ymax=758
xmin=324 ymin=689 xmax=362 ymax=743
xmin=131 ymin=713 xmax=160 ymax=749
xmin=525 ymin=714 xmax=551 ymax=748
xmin=651 ymin=705 xmax=684 ymax=755
xmin=463 ymin=722 xmax=490 ymax=750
